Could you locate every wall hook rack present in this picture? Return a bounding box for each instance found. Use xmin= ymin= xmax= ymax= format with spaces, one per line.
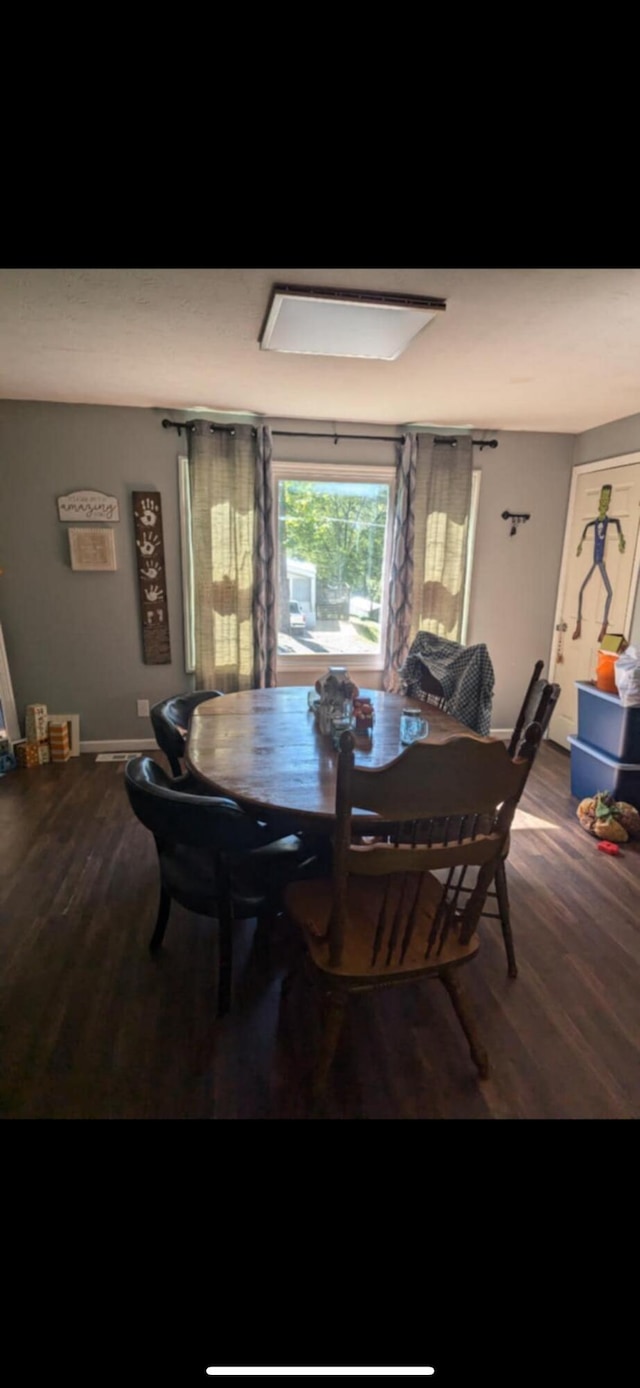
xmin=502 ymin=510 xmax=531 ymax=537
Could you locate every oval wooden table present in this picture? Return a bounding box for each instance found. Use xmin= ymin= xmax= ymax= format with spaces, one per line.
xmin=186 ymin=686 xmax=484 ymax=833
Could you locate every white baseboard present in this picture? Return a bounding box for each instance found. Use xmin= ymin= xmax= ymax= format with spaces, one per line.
xmin=80 ymin=738 xmax=157 ymax=753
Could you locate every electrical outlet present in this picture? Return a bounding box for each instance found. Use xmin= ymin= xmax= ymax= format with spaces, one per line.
xmin=137 ymin=699 xmax=150 ymax=717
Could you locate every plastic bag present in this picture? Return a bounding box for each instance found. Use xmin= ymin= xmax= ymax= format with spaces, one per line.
xmin=614 ymin=644 xmax=640 ymax=706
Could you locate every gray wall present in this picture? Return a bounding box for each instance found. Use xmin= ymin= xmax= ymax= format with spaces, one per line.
xmin=574 ymin=408 xmax=640 ymax=465
xmin=465 ymin=430 xmax=574 ymax=727
xmin=0 ymin=401 xmax=188 ymax=742
xmin=0 ymin=401 xmax=575 ymax=741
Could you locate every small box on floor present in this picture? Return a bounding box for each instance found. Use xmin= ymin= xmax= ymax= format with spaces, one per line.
xmin=15 ymin=740 xmax=40 ymax=768
xmin=25 ymin=704 xmax=48 ymax=742
xmin=48 ymin=721 xmax=70 ymax=762
xmin=37 ymin=741 xmax=51 ymax=765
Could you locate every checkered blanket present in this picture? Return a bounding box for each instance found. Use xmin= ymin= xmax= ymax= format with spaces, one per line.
xmin=400 ymin=633 xmax=495 ymax=736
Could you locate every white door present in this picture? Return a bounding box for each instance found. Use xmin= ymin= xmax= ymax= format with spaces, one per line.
xmin=549 ymin=456 xmax=640 ymax=746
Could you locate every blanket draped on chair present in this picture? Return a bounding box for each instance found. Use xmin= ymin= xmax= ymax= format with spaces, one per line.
xmin=400 ymin=632 xmax=495 ymax=736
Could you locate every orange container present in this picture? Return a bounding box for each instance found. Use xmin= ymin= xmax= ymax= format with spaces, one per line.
xmin=595 ymin=649 xmax=620 ymax=694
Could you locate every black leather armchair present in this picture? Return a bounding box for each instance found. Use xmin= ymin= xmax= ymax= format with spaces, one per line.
xmin=124 ymin=756 xmax=317 ymax=1015
xmin=150 ymin=690 xmax=223 ymax=777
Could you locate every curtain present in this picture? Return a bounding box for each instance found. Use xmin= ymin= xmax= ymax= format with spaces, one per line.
xmin=253 ymin=425 xmax=277 ymax=687
xmin=382 ymin=433 xmax=417 ymax=691
xmin=188 ymin=423 xmax=256 ymax=691
xmin=411 ymin=432 xmax=473 ymax=643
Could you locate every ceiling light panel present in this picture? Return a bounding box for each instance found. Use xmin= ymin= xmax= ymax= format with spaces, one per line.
xmin=260 ymin=285 xmax=446 ymax=361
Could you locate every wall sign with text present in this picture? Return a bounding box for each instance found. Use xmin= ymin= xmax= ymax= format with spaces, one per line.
xmin=132 ymin=491 xmax=171 ymax=665
xmin=57 ymin=490 xmax=120 ymax=523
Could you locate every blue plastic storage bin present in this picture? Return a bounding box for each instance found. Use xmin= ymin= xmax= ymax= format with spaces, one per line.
xmin=575 ymin=681 xmax=640 ymax=761
xmin=568 ymin=734 xmax=640 ymax=803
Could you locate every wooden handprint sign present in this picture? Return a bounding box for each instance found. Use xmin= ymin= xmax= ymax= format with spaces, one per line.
xmin=132 ymin=491 xmax=171 ymax=664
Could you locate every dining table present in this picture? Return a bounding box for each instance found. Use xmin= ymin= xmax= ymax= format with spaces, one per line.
xmin=186 ymin=686 xmax=486 ymax=834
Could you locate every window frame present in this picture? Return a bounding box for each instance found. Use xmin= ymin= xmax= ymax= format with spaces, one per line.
xmin=272 ymin=459 xmax=397 ymax=674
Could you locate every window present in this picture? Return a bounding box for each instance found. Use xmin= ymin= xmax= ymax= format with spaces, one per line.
xmin=273 ymin=461 xmax=396 ymax=670
xmin=179 ymin=453 xmax=481 ymax=676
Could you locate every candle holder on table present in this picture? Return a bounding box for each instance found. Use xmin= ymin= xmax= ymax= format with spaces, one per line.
xmin=312 ymin=666 xmax=359 ymax=736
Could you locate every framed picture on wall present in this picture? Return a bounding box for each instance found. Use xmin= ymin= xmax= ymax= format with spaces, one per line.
xmin=68 ymin=527 xmax=117 ymax=571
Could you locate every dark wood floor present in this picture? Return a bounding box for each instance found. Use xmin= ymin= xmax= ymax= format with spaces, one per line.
xmin=1 ymin=742 xmax=639 ymax=1119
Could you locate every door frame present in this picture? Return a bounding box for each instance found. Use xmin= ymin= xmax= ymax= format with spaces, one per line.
xmin=548 ymin=451 xmax=640 ymax=688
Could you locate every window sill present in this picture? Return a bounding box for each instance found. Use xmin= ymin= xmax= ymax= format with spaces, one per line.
xmin=277 ymin=653 xmax=384 ymax=674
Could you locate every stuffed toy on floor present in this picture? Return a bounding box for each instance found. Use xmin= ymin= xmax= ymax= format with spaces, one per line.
xmin=577 ymin=791 xmax=640 ymax=843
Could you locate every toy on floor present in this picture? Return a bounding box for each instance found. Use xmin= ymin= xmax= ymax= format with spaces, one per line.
xmin=577 ymin=790 xmax=640 ymax=843
xmin=597 ymin=840 xmax=621 ymax=856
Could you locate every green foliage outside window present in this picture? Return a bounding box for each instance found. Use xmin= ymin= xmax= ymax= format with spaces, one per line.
xmin=279 ymin=480 xmax=389 ymax=606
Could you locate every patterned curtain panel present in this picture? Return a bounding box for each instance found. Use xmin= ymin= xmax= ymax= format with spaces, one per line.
xmin=412 ymin=432 xmax=473 ymax=643
xmin=188 ymin=422 xmax=256 ymax=691
xmin=382 ymin=432 xmax=417 ymax=691
xmin=253 ymin=425 xmax=277 ymax=688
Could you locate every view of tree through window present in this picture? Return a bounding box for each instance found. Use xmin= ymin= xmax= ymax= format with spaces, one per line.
xmin=277 ymin=477 xmax=391 ymax=657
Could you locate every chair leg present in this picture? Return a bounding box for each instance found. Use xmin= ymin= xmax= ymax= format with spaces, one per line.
xmin=275 ymin=938 xmax=309 ymax=1046
xmin=439 ymin=968 xmax=489 ymax=1079
xmin=495 ymin=859 xmax=517 ymax=978
xmin=312 ymin=989 xmax=348 ymax=1108
xmin=168 ymin=753 xmax=182 ymax=777
xmin=149 ymin=887 xmax=171 ymax=953
xmin=216 ymin=903 xmax=234 ymax=1017
xmin=253 ymin=905 xmax=279 ymax=963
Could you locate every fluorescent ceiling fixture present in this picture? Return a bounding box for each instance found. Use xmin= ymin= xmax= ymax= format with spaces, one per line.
xmin=260 ymin=284 xmax=446 ymax=360
xmin=409 ymin=422 xmax=472 ymax=430
xmin=205 ymin=1371 xmax=435 ymax=1378
xmin=188 ymin=406 xmax=259 ymax=416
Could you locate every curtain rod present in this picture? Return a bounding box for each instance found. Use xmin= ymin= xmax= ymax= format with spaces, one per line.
xmin=271 ymin=431 xmax=498 ymax=449
xmin=162 ymin=419 xmax=498 ymax=449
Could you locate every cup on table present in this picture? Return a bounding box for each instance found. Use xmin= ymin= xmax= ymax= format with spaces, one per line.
xmin=400 ymin=709 xmax=429 ymax=745
xmin=331 ymin=715 xmax=352 ymax=750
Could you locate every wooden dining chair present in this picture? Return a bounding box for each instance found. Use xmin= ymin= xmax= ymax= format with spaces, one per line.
xmin=282 ymin=729 xmax=539 ymax=1106
xmin=453 ymin=665 xmax=561 ymax=977
xmin=494 ymin=672 xmax=561 ymax=975
xmin=507 ymin=659 xmax=546 ymax=758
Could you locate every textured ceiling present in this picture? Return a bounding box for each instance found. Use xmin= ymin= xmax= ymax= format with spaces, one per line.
xmin=2 ymin=267 xmax=640 ymax=432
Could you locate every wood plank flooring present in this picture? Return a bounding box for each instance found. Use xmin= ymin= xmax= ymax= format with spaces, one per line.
xmin=1 ymin=743 xmax=638 ymax=1118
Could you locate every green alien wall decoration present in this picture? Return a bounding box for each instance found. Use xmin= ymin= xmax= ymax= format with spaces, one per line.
xmin=573 ymin=484 xmax=626 ymax=642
